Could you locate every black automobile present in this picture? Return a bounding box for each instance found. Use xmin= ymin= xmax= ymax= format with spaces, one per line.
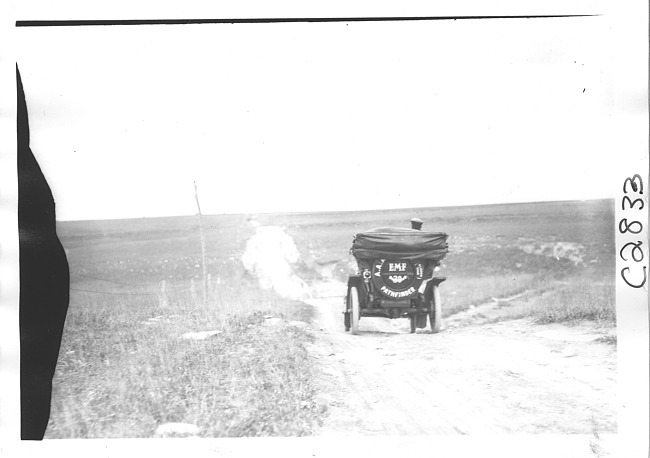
xmin=344 ymin=226 xmax=449 ymax=334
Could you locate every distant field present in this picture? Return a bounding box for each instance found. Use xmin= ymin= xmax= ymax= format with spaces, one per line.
xmin=50 ymin=213 xmax=321 ymax=438
xmin=48 ymin=199 xmax=615 ymax=438
xmin=274 ymin=199 xmax=615 ymax=321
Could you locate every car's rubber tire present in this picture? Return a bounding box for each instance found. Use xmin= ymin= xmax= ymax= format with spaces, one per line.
xmin=429 ymin=284 xmax=442 ymax=333
xmin=350 ymin=286 xmax=360 ymax=335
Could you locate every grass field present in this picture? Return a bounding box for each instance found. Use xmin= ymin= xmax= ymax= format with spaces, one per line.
xmin=46 ymin=199 xmax=615 ymax=438
xmin=48 ymin=214 xmax=322 ymax=438
xmin=274 ymin=199 xmax=615 ymax=322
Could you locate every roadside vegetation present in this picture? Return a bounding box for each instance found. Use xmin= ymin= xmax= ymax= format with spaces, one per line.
xmin=48 ymin=216 xmax=323 ymax=438
xmin=492 ymin=280 xmax=616 ymax=325
xmin=443 ymin=275 xmax=615 ymax=326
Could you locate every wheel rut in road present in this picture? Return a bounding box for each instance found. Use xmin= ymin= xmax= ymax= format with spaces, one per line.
xmin=304 ymin=280 xmax=617 ymax=436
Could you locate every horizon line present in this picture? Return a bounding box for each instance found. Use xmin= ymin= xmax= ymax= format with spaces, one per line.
xmin=55 ymin=196 xmax=614 ymax=224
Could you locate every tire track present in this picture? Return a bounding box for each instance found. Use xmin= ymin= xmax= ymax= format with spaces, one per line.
xmin=306 ymin=280 xmax=617 ymax=436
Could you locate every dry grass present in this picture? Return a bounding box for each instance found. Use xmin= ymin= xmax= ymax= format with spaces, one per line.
xmin=441 ymin=273 xmax=542 ymax=317
xmin=46 ymin=278 xmax=323 ymax=438
xmin=487 ymin=280 xmax=616 ymax=326
xmin=441 ymin=274 xmax=616 ymax=326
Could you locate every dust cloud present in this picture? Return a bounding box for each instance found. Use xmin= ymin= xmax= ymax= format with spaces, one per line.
xmin=241 ymin=226 xmax=309 ymax=300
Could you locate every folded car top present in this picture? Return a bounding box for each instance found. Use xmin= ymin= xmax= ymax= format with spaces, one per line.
xmin=351 ymin=226 xmax=449 ymax=261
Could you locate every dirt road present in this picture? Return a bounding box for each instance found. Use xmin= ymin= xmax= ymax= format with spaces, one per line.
xmin=304 ymin=280 xmax=617 ymax=436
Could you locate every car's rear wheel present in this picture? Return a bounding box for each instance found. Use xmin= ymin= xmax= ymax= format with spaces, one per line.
xmin=350 ymin=286 xmax=360 ymax=335
xmin=429 ymin=284 xmax=442 ymax=333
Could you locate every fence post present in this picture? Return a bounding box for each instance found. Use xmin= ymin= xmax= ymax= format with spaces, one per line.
xmin=194 ymin=182 xmax=208 ymax=306
xmin=159 ymin=279 xmax=169 ymax=308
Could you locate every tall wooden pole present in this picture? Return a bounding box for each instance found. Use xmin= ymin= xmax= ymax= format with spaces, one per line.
xmin=194 ymin=182 xmax=208 ymax=306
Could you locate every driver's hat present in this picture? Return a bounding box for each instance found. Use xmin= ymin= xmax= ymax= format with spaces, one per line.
xmin=410 ymin=218 xmax=423 ymax=230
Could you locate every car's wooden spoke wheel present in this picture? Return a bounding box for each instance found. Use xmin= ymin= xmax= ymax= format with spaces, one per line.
xmin=429 ymin=284 xmax=442 ymax=333
xmin=350 ymin=286 xmax=360 ymax=335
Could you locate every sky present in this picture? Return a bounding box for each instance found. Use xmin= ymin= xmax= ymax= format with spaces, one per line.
xmin=15 ymin=15 xmax=620 ymax=221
